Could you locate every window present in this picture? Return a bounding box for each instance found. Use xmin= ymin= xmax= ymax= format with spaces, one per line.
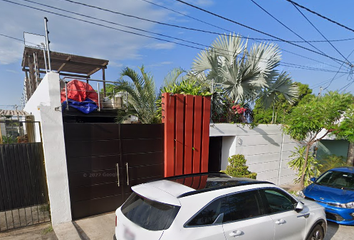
xmin=121 ymin=193 xmax=180 ymax=231
xmin=222 ymin=190 xmax=262 ymax=223
xmin=187 ymin=198 xmax=223 ymax=226
xmin=186 ymin=190 xmax=262 ymax=227
xmin=262 ymin=189 xmax=296 ymax=214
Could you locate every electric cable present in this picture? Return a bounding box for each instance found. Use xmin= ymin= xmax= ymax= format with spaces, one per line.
xmin=174 ymin=0 xmax=351 ymax=66
xmin=285 ymin=0 xmax=354 ymax=34
xmin=292 ymin=3 xmax=353 ymax=67
xmin=250 ymin=0 xmax=341 ymax=66
xmin=141 ymin=0 xmax=354 ymax=44
xmin=142 ymin=0 xmax=347 ymax=71
xmin=1 ymin=0 xmax=349 ymax=74
xmin=21 ymin=0 xmax=212 ymax=50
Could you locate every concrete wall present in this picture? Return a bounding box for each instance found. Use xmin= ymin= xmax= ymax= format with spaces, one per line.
xmin=210 ymin=123 xmax=298 ymax=185
xmin=24 ymin=72 xmax=72 ymax=225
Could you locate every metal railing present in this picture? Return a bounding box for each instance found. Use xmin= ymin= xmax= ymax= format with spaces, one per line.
xmin=61 ymin=77 xmax=127 ymax=112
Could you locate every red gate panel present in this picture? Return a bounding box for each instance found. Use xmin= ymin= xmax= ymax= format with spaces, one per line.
xmin=162 ymin=93 xmax=211 ymax=177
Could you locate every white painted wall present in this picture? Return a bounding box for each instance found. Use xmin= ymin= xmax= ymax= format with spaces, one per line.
xmin=210 ymin=123 xmax=298 ymax=185
xmin=24 ymin=72 xmax=72 ymax=225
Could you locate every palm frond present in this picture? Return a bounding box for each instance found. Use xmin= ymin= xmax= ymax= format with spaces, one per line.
xmin=117 ymin=66 xmax=157 ymax=124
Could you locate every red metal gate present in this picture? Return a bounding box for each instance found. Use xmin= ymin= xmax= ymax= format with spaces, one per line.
xmin=162 ymin=93 xmax=211 ymax=177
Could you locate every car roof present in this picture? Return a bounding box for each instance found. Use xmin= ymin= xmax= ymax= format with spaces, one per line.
xmin=329 ymin=167 xmax=354 ymax=173
xmin=131 ymin=172 xmax=272 ymax=206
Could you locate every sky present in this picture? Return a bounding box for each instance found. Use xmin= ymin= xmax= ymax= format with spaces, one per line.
xmin=1 ymin=0 xmax=354 ymax=110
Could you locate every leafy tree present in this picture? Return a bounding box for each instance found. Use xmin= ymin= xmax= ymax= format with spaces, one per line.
xmin=114 ymin=66 xmax=158 ymax=124
xmin=192 ymin=33 xmax=298 ymax=108
xmin=253 ymin=82 xmax=313 ymax=124
xmin=283 ymin=91 xmax=354 ymax=188
xmin=100 ymin=84 xmax=117 ymax=98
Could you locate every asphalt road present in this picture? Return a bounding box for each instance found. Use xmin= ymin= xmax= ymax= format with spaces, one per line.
xmin=325 ymin=222 xmax=354 ymax=240
xmin=0 ymin=218 xmax=353 ymax=240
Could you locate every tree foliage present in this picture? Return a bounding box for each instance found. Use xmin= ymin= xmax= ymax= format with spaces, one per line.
xmin=114 ymin=66 xmax=158 ymax=124
xmin=253 ymin=82 xmax=313 ymax=124
xmin=191 ymin=33 xmax=298 ymax=123
xmin=283 ymin=91 xmax=354 ymax=187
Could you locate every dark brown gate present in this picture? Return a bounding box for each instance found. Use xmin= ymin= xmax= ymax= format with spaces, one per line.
xmin=0 ymin=143 xmax=50 ymax=231
xmin=64 ymin=123 xmax=164 ymax=220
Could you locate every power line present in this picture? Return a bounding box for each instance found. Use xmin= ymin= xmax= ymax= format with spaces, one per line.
xmin=141 ymin=0 xmax=347 ymax=71
xmin=285 ymin=0 xmax=354 ymax=34
xmin=21 ymin=0 xmax=216 ymax=50
xmin=310 ymin=73 xmax=347 ymax=89
xmin=250 ymin=0 xmax=341 ymax=66
xmin=339 ymin=80 xmax=354 ymax=93
xmin=174 ymin=0 xmax=351 ymax=66
xmin=19 ymin=0 xmax=320 ymax=68
xmin=140 ymin=0 xmax=354 ymax=44
xmin=58 ymin=0 xmax=229 ymax=37
xmin=291 ymin=3 xmax=353 ymax=67
xmin=323 ymin=48 xmax=354 ymax=91
xmin=2 ymin=0 xmax=206 ymax=51
xmin=1 ymin=0 xmax=349 ymax=75
xmin=0 ymin=33 xmax=23 ymax=42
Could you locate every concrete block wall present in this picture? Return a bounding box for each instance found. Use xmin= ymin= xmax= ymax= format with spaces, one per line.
xmin=210 ymin=123 xmax=298 ymax=185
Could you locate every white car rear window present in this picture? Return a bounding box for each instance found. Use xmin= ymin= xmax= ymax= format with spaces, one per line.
xmin=121 ymin=192 xmax=180 ymax=231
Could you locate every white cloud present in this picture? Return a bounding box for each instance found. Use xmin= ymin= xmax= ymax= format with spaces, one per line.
xmin=148 ymin=61 xmax=173 ymax=68
xmin=145 ymin=42 xmax=176 ymax=50
xmin=192 ymin=0 xmax=215 ymax=7
xmin=0 ymin=0 xmax=171 ymax=65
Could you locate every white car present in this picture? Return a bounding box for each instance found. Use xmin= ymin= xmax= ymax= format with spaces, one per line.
xmin=114 ymin=173 xmax=326 ymax=240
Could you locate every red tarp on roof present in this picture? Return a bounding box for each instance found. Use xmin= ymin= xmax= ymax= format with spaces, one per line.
xmin=60 ymin=79 xmax=98 ymax=105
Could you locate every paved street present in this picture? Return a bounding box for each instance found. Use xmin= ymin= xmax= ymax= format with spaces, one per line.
xmin=325 ymin=222 xmax=354 ymax=240
xmin=0 ymin=213 xmax=353 ymax=240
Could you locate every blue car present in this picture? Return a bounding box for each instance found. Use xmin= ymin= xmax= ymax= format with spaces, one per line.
xmin=301 ymin=167 xmax=354 ymax=225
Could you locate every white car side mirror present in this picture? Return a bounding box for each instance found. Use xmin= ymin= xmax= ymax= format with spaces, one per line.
xmin=295 ymin=202 xmax=304 ymax=212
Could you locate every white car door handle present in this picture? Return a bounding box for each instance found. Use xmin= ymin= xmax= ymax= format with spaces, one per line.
xmin=229 ymin=230 xmax=244 ymax=237
xmin=275 ymin=219 xmax=286 ymax=225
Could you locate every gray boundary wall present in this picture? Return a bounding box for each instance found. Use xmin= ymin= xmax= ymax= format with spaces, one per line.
xmin=210 ymin=123 xmax=298 ymax=185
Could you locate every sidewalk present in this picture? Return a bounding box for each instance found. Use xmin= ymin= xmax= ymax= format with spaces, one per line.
xmin=0 ymin=222 xmax=57 ymax=240
xmin=73 ymin=212 xmax=115 ymax=240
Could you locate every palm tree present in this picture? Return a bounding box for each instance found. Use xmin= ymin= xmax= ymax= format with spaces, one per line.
xmin=192 ymin=33 xmax=298 ymax=106
xmin=259 ymin=72 xmax=299 ymax=123
xmin=115 ymin=66 xmax=158 ymax=124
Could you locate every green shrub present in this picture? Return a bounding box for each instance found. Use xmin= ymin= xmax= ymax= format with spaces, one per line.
xmin=288 ymin=146 xmax=322 ymax=187
xmin=224 ymin=154 xmax=257 ymax=179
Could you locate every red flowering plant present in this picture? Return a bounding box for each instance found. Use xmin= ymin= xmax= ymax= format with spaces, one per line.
xmin=211 ymin=96 xmax=253 ymax=123
xmin=231 ymin=103 xmax=251 ymax=123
